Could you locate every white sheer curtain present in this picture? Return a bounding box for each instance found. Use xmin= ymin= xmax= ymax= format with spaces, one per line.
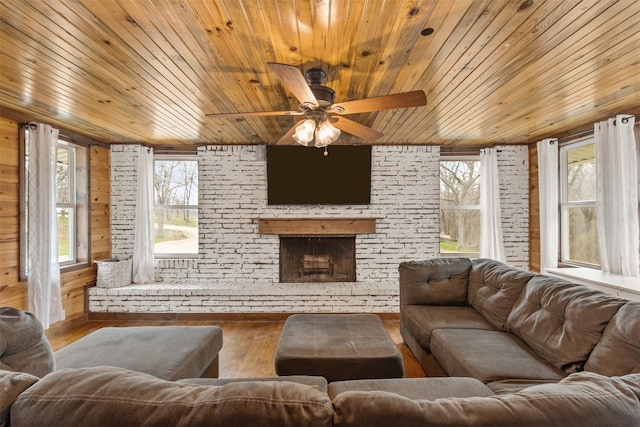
xmin=132 ymin=146 xmax=155 ymax=283
xmin=480 ymin=148 xmax=505 ymax=262
xmin=27 ymin=123 xmax=65 ymax=329
xmin=595 ymin=115 xmax=639 ymax=277
xmin=537 ymin=138 xmax=559 ymax=272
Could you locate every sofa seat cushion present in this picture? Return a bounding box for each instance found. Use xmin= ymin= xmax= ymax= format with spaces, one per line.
xmin=0 ymin=307 xmax=55 ymax=378
xmin=506 ymin=276 xmax=627 ymax=373
xmin=399 ymin=258 xmax=472 ymax=306
xmin=400 ymin=305 xmax=496 ymax=353
xmin=328 ymin=377 xmax=494 ymax=400
xmin=54 ymin=326 xmax=223 ymax=380
xmin=331 ymin=372 xmax=640 ymax=427
xmin=430 ymin=329 xmax=566 ymax=383
xmin=10 ymin=366 xmax=334 ymax=427
xmin=585 ymin=301 xmax=640 ymax=376
xmin=486 ymin=378 xmax=561 ymax=394
xmin=467 ymin=259 xmax=536 ymax=330
xmin=0 ymin=369 xmax=39 ymax=427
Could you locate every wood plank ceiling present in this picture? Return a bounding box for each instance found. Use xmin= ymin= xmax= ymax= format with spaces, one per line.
xmin=1 ymin=0 xmax=638 ymax=147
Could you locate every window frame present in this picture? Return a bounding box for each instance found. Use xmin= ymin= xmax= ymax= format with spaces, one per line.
xmin=559 ymin=136 xmax=599 ymax=268
xmin=153 ymin=154 xmax=199 ymax=259
xmin=439 ymin=155 xmax=481 ymax=258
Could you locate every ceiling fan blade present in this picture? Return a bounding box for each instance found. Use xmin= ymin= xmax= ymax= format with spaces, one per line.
xmin=275 ymin=120 xmax=303 ymax=145
xmin=267 ymin=62 xmax=319 ymax=107
xmin=206 ymin=110 xmax=303 ymax=118
xmin=332 ymin=116 xmax=383 ymax=141
xmin=331 ymin=90 xmax=426 ymax=115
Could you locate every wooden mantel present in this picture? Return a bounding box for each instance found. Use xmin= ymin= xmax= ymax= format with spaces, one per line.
xmin=258 ymin=218 xmax=378 ymax=235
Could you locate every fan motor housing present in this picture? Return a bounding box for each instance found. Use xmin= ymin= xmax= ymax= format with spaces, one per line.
xmin=310 ymin=85 xmax=335 ymax=106
xmin=306 ymin=68 xmax=335 ymax=107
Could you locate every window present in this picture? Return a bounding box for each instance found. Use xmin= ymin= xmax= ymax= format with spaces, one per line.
xmin=153 ymin=156 xmax=198 ymax=257
xmin=55 ymin=141 xmax=89 ymax=265
xmin=560 ymin=138 xmax=599 ymax=266
xmin=440 ymin=157 xmax=481 ymax=256
xmin=20 ymin=129 xmax=89 ymax=278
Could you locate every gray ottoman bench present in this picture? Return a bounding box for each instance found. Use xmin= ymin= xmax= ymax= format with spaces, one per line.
xmin=55 ymin=326 xmax=223 ymax=381
xmin=275 ymin=314 xmax=403 ymax=382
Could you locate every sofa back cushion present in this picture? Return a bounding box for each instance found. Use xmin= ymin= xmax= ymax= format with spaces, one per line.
xmin=331 ymin=372 xmax=640 ymax=427
xmin=506 ymin=276 xmax=627 ymax=373
xmin=467 ymin=259 xmax=535 ymax=329
xmin=10 ymin=366 xmax=334 ymax=427
xmin=584 ymin=301 xmax=640 ymax=376
xmin=0 ymin=307 xmax=55 ymax=378
xmin=399 ymin=258 xmax=472 ymax=306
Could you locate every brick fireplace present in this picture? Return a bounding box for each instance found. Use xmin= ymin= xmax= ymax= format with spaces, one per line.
xmin=258 ymin=217 xmax=377 ymax=283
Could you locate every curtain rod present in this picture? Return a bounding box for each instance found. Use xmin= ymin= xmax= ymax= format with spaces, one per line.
xmin=19 ymin=122 xmax=37 ymax=130
xmin=558 ymin=114 xmax=638 ymax=144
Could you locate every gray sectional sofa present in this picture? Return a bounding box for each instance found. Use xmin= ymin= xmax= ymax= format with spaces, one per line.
xmin=399 ymin=258 xmax=640 ymax=391
xmin=2 ymin=258 xmax=640 ymax=426
xmin=2 ymin=365 xmax=639 ymax=426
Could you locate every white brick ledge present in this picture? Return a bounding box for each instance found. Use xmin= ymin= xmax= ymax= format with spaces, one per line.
xmin=88 ymin=282 xmax=399 ymax=313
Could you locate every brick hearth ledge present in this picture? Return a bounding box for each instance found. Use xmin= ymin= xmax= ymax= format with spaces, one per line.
xmin=88 ymin=281 xmax=398 ymax=313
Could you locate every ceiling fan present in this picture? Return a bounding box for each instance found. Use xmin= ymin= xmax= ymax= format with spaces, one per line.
xmin=206 ymin=63 xmax=427 ymax=147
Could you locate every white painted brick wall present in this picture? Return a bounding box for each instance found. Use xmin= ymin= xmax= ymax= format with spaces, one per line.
xmin=110 ymin=145 xmax=140 ymax=258
xmin=95 ymin=144 xmax=529 ymax=313
xmin=497 ymin=145 xmax=530 ymax=269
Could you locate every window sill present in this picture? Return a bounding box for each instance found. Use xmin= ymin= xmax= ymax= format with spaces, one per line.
xmin=60 ymin=262 xmax=92 ymax=273
xmin=154 ymin=255 xmax=199 ymax=260
xmin=545 ymin=267 xmax=640 ymax=301
xmin=439 ymin=252 xmax=479 ymax=258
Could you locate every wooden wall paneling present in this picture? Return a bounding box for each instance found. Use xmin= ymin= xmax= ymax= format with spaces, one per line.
xmin=90 ymin=145 xmax=111 ymax=263
xmin=60 ymin=268 xmax=93 ymax=319
xmin=0 ymin=115 xmax=26 ymax=309
xmin=0 ymin=114 xmax=110 ymax=328
xmin=528 ymin=143 xmax=540 ymax=272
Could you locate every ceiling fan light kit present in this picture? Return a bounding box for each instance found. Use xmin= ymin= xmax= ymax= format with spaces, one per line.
xmin=314 ymin=120 xmax=341 ymax=147
xmin=292 ymin=119 xmax=315 ymax=145
xmin=207 ymin=62 xmax=427 ymax=147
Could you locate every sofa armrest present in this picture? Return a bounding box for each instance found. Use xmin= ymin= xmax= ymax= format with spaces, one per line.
xmin=399 ymin=258 xmax=472 ymax=306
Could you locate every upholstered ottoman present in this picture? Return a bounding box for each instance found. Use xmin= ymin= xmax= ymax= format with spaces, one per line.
xmin=275 ymin=314 xmax=403 ymax=382
xmin=55 ymin=326 xmax=223 ymax=380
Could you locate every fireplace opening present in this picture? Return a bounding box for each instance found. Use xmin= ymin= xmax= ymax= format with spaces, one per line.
xmin=279 ymin=236 xmax=356 ymax=282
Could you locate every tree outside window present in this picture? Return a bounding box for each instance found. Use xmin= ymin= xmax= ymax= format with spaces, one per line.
xmin=153 ymin=156 xmax=198 ymax=257
xmin=440 ymin=158 xmax=481 ymax=255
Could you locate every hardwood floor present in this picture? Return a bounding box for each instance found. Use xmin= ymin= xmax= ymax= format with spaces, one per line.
xmin=47 ymin=318 xmax=427 ymax=378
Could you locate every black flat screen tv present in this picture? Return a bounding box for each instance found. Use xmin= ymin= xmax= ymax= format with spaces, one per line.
xmin=266 ymin=145 xmax=371 ymax=205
